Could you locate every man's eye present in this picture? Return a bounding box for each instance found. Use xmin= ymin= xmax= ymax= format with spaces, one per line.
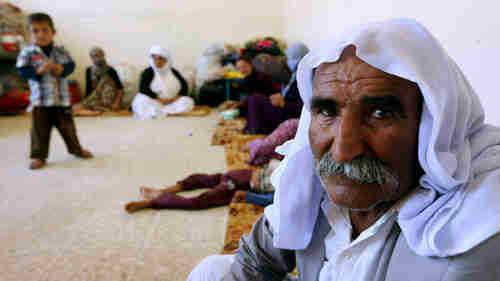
xmin=372 ymin=108 xmax=395 ymax=119
xmin=319 ymin=108 xmax=336 ymax=117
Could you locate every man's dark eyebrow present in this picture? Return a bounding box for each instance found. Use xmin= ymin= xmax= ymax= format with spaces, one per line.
xmin=361 ymin=95 xmax=405 ymax=112
xmin=311 ymin=96 xmax=337 ymax=110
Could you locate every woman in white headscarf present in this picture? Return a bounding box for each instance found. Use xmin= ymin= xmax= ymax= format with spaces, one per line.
xmin=131 ymin=45 xmax=194 ymax=119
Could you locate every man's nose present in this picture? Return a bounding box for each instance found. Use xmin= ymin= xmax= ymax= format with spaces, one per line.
xmin=331 ymin=113 xmax=366 ymax=163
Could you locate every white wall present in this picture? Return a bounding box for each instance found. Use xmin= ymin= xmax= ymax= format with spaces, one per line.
xmin=16 ymin=1 xmax=500 ymax=124
xmin=17 ymin=0 xmax=285 ymax=89
xmin=282 ymin=0 xmax=500 ymax=125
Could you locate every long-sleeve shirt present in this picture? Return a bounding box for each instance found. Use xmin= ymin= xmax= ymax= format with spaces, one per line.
xmin=16 ymin=43 xmax=74 ymax=107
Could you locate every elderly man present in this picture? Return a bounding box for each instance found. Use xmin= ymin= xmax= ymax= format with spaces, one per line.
xmin=188 ymin=19 xmax=500 ymax=281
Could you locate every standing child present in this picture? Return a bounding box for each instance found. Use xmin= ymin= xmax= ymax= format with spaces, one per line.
xmin=16 ymin=13 xmax=92 ymax=169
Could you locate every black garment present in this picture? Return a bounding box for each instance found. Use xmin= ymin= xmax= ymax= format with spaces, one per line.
xmin=40 ymin=43 xmax=54 ymax=57
xmin=197 ymin=79 xmax=227 ymax=107
xmin=30 ymin=106 xmax=83 ymax=159
xmin=18 ymin=66 xmax=39 ymax=81
xmin=138 ymin=67 xmax=188 ymax=99
xmin=85 ymin=67 xmax=124 ymax=97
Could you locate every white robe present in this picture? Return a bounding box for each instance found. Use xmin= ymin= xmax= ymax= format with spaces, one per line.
xmin=132 ymin=45 xmax=194 ymax=120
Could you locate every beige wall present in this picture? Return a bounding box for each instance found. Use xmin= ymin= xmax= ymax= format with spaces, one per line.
xmin=282 ymin=0 xmax=500 ymax=125
xmin=16 ymin=1 xmax=500 ymax=124
xmin=17 ymin=0 xmax=285 ymax=88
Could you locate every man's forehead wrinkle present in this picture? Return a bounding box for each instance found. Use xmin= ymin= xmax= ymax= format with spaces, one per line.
xmin=315 ymin=63 xmax=417 ymax=95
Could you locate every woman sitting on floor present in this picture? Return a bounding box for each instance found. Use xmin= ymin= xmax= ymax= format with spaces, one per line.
xmin=131 ymin=45 xmax=194 ymax=119
xmin=231 ymin=55 xmax=278 ymax=101
xmin=72 ymin=47 xmax=125 ymax=116
xmin=239 ymin=42 xmax=308 ymax=134
xmin=195 ymin=43 xmax=230 ymax=107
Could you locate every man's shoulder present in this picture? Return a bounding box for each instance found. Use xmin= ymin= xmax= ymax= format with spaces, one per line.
xmin=449 ymin=232 xmax=500 ymax=268
xmin=388 ymin=232 xmax=500 ymax=280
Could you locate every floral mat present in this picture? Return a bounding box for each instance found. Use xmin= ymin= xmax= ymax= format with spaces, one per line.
xmin=211 ymin=118 xmax=247 ymax=145
xmin=98 ymin=106 xmax=212 ymax=117
xmin=220 ymin=202 xmax=264 ymax=254
xmin=225 ymin=134 xmax=265 ymax=171
xmin=100 ymin=110 xmax=133 ymax=116
xmin=171 ymin=105 xmax=212 ymax=117
xmin=220 ymin=134 xmax=266 ymax=254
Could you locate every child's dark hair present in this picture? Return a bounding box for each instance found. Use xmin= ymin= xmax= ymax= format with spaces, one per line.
xmin=28 ymin=13 xmax=55 ymax=30
xmin=236 ymin=55 xmax=253 ymax=65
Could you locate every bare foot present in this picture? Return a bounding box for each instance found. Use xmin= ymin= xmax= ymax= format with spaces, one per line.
xmin=140 ymin=186 xmax=164 ymax=200
xmin=125 ymin=201 xmax=152 ymax=213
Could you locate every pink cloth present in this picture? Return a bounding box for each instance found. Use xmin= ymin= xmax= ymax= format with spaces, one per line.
xmin=245 ymin=118 xmax=299 ymax=166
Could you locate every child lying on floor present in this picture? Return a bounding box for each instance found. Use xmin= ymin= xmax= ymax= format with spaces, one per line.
xmin=125 ymin=117 xmax=299 ymax=213
xmin=124 ymin=159 xmax=280 ymax=213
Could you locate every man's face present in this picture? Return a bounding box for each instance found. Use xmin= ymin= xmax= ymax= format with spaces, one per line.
xmin=30 ymin=21 xmax=55 ymax=47
xmin=236 ymin=60 xmax=253 ymax=77
xmin=152 ymin=55 xmax=167 ymax=69
xmin=309 ymin=49 xmax=422 ymax=210
xmin=90 ymin=51 xmax=106 ymax=67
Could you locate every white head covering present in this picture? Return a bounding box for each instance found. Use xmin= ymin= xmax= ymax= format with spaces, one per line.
xmin=264 ymin=18 xmax=500 ymax=257
xmin=149 ymin=45 xmax=180 ymax=99
xmin=282 ymin=42 xmax=309 ymax=97
xmin=285 ymin=42 xmax=309 ymax=72
xmin=195 ymin=43 xmax=225 ymax=89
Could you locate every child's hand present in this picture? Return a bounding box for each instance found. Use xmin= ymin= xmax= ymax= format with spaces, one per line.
xmin=36 ymin=61 xmax=52 ymax=74
xmin=51 ymin=63 xmax=64 ymax=76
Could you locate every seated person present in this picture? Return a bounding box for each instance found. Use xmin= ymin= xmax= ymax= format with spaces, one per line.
xmin=195 ymin=43 xmax=232 ymax=107
xmin=188 ymin=19 xmax=500 ymax=281
xmin=240 ymin=43 xmax=308 ymax=134
xmin=218 ymin=55 xmax=279 ymax=108
xmin=131 ymin=45 xmax=194 ymax=119
xmin=72 ymin=47 xmax=124 ymax=116
xmin=124 ymin=160 xmax=279 ymax=213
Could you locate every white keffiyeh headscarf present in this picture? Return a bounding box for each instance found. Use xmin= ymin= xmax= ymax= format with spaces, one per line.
xmin=265 ymin=18 xmax=500 ymax=257
xmin=149 ymin=45 xmax=181 ymax=99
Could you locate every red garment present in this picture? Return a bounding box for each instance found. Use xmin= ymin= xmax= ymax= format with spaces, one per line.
xmin=68 ymin=80 xmax=82 ymax=105
xmin=0 ymin=89 xmax=29 ymax=113
xmin=151 ymin=170 xmax=253 ymax=210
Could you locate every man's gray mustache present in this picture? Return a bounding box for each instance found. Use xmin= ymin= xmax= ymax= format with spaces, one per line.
xmin=316 ymin=152 xmax=398 ymax=186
